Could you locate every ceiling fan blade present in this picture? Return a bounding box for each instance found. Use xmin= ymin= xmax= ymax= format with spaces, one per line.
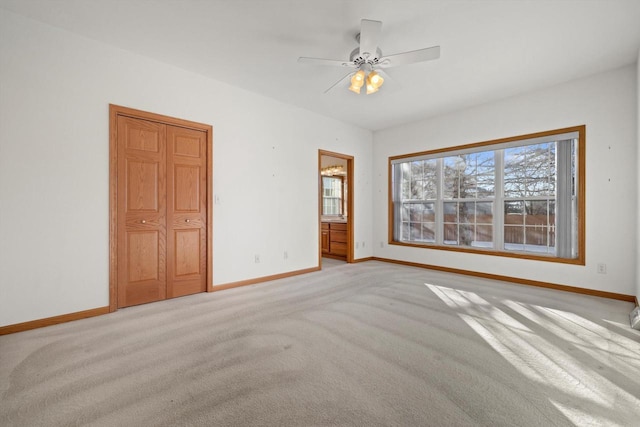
xmin=298 ymin=57 xmax=356 ymax=67
xmin=358 ymin=19 xmax=382 ymax=59
xmin=378 ymin=46 xmax=440 ymax=68
xmin=324 ymin=72 xmax=355 ymax=94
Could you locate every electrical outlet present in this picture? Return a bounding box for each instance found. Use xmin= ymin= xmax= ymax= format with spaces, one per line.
xmin=380 ymin=241 xmax=384 ymax=248
xmin=284 ymin=251 xmax=288 ymax=260
xmin=597 ymin=263 xmax=606 ymax=274
xmin=362 ymin=241 xmax=365 ymax=248
xmin=355 ymin=242 xmax=359 ymax=249
xmin=254 ymin=254 xmax=260 ymax=263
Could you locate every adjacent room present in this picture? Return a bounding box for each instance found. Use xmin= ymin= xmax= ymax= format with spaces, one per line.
xmin=1 ymin=1 xmax=639 ymax=425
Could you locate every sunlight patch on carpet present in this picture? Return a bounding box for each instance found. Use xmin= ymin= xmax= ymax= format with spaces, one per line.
xmin=425 ymin=283 xmax=640 ymax=426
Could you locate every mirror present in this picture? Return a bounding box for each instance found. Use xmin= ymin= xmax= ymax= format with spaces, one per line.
xmin=322 ymin=176 xmax=344 ymax=216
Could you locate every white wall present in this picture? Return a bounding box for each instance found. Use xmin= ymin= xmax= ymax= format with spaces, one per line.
xmin=637 ymin=52 xmax=640 ymax=302
xmin=0 ymin=10 xmax=373 ymax=327
xmin=373 ymin=65 xmax=638 ymax=296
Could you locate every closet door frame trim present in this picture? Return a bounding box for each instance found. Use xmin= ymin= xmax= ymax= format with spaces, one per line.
xmin=109 ymin=104 xmax=213 ymax=312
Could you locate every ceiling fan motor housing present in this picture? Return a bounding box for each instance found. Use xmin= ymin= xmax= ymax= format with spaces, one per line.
xmin=349 ymin=46 xmax=383 ymax=66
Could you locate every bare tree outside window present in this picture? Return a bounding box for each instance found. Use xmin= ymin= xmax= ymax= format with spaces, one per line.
xmin=504 ymin=142 xmax=556 ymax=253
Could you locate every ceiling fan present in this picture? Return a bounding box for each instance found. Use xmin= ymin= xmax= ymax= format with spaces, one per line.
xmin=298 ymin=19 xmax=440 ymax=95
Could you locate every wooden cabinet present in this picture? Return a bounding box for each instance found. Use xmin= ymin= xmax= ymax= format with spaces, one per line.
xmin=329 ymin=223 xmax=347 ymax=257
xmin=322 ymin=221 xmax=347 ymax=259
xmin=321 ymin=223 xmax=330 ymax=254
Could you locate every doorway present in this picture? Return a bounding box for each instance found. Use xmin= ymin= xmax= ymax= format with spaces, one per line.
xmin=109 ymin=105 xmax=213 ymax=311
xmin=319 ymin=150 xmax=353 ymax=265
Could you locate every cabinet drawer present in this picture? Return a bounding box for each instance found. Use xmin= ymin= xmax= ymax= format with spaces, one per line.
xmin=330 ymin=230 xmax=347 ymax=243
xmin=321 ymin=222 xmax=329 ymax=230
xmin=330 ymin=241 xmax=347 ymax=256
xmin=330 ymin=222 xmax=347 ymax=231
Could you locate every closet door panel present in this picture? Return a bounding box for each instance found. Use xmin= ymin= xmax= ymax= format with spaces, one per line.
xmin=166 ymin=126 xmax=207 ymax=298
xmin=117 ymin=116 xmax=167 ymax=307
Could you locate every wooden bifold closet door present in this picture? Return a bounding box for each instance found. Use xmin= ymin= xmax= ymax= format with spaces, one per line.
xmin=116 ymin=115 xmax=207 ymax=308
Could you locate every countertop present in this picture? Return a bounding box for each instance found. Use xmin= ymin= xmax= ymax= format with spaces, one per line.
xmin=321 ymin=217 xmax=347 ymax=223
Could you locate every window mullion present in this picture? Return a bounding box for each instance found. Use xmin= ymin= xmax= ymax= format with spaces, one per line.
xmin=392 ymin=164 xmax=403 ymax=241
xmin=436 ymin=158 xmax=443 ymax=244
xmin=494 ymin=150 xmax=504 ymax=250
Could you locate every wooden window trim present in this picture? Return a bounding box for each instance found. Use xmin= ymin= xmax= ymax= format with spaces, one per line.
xmin=387 ymin=125 xmax=586 ymax=265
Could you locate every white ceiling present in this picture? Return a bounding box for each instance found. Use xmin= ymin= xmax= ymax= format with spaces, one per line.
xmin=2 ymin=0 xmax=639 ymax=131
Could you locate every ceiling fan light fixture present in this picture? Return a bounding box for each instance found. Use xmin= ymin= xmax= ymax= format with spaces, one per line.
xmin=368 ymin=71 xmax=384 ymax=88
xmin=349 ymin=69 xmax=366 ymax=94
xmin=365 ymin=70 xmax=384 ymax=94
xmin=352 ymin=69 xmax=365 ymax=85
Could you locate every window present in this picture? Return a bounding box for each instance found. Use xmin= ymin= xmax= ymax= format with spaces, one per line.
xmin=390 ymin=126 xmax=584 ymax=264
xmin=322 ymin=176 xmax=344 ymax=215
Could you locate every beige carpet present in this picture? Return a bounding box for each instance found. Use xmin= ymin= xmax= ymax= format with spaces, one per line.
xmin=1 ymin=261 xmax=639 ymax=426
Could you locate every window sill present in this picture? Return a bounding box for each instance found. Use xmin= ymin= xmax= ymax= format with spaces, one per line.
xmin=389 ymin=240 xmax=585 ymax=265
